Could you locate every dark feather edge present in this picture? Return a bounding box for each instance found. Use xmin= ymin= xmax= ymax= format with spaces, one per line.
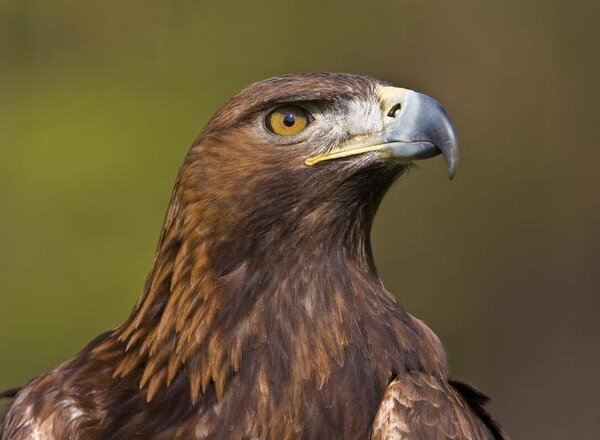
xmin=449 ymin=379 xmax=508 ymax=440
xmin=0 ymin=388 xmax=19 ymax=400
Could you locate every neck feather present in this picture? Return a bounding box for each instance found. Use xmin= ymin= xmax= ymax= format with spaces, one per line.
xmin=111 ymin=165 xmax=444 ymax=403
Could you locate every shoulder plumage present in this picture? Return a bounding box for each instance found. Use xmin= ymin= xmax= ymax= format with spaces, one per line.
xmin=371 ymin=372 xmax=506 ymax=440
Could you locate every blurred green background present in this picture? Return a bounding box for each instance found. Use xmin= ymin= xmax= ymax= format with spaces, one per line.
xmin=1 ymin=0 xmax=599 ymax=438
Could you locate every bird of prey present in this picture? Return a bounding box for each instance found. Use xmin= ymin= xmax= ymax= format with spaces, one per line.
xmin=1 ymin=73 xmax=505 ymax=439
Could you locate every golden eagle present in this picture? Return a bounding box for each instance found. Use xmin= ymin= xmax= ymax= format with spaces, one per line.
xmin=1 ymin=73 xmax=505 ymax=439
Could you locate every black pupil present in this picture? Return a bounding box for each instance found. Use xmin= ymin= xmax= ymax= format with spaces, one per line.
xmin=283 ymin=113 xmax=296 ymax=127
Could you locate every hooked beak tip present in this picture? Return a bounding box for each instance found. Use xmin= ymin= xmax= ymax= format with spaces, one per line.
xmin=442 ymin=145 xmax=459 ymax=180
xmin=448 ymin=164 xmax=457 ymax=180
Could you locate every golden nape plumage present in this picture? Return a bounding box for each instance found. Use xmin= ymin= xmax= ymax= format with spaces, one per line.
xmin=1 ymin=73 xmax=505 ymax=439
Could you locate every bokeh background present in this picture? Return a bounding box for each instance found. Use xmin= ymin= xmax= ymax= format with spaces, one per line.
xmin=1 ymin=1 xmax=599 ymax=438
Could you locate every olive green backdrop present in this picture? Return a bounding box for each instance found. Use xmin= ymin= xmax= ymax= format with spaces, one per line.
xmin=1 ymin=1 xmax=599 ymax=438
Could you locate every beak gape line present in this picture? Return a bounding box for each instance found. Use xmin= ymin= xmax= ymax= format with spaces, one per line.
xmin=305 ymin=87 xmax=459 ymax=179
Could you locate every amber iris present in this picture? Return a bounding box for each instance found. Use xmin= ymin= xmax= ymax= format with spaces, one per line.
xmin=266 ymin=106 xmax=312 ymax=136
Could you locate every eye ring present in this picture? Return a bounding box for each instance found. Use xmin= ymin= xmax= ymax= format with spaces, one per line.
xmin=266 ymin=105 xmax=313 ymax=136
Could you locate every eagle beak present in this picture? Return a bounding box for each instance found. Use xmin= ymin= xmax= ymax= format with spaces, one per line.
xmin=304 ymin=88 xmax=459 ymax=179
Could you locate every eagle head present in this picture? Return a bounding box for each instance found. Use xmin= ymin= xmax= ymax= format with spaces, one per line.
xmin=173 ymin=73 xmax=458 ymax=271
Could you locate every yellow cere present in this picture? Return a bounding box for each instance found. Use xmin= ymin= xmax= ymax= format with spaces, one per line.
xmin=267 ymin=106 xmax=310 ymax=136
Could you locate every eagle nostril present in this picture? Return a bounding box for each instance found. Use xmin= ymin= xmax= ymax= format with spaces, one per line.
xmin=387 ymin=103 xmax=402 ymax=118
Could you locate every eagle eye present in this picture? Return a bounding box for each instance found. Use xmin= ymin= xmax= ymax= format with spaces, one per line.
xmin=266 ymin=106 xmax=313 ymax=136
